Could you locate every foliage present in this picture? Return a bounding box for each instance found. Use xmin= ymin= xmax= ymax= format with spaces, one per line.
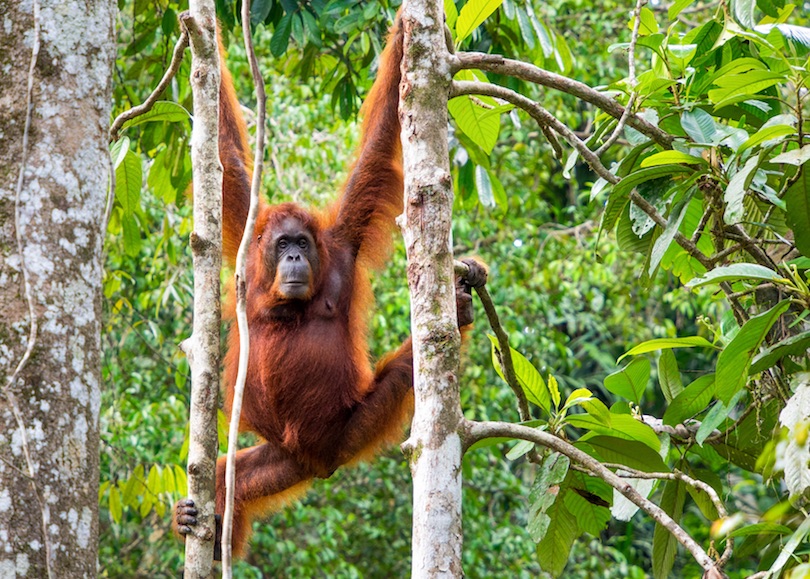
xmin=104 ymin=0 xmax=810 ymax=577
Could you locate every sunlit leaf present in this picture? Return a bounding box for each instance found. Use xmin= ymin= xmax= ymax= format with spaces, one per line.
xmin=456 ymin=0 xmax=503 ymax=42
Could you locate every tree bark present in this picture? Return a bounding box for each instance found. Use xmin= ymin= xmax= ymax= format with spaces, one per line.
xmin=0 ymin=0 xmax=115 ymax=576
xmin=399 ymin=3 xmax=464 ymax=577
xmin=179 ymin=2 xmax=223 ymax=577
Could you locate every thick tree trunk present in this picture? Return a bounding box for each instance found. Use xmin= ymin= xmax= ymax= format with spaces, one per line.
xmin=399 ymin=3 xmax=464 ymax=577
xmin=0 ymin=0 xmax=115 ymax=577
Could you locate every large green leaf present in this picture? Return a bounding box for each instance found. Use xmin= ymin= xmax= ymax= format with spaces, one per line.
xmin=579 ymin=436 xmax=668 ymax=472
xmin=685 ymin=263 xmax=785 ymax=289
xmin=488 ymin=335 xmax=550 ymax=413
xmin=528 ymin=453 xmax=570 ymax=542
xmin=708 ymin=71 xmax=785 ymax=105
xmin=536 ymin=491 xmax=578 ymax=577
xmin=724 ymin=153 xmax=761 ymax=224
xmin=270 ymin=12 xmax=293 ymax=57
xmin=640 ymin=151 xmax=705 ymax=167
xmin=715 ymin=301 xmax=791 ymax=403
xmin=449 ymin=93 xmax=500 ymax=154
xmin=652 ymin=480 xmax=686 ymax=579
xmin=613 ymin=165 xmax=694 ymax=197
xmin=681 ymin=108 xmax=718 ymax=143
xmin=663 ymin=374 xmax=715 ymax=426
xmin=115 ymin=149 xmax=142 ymax=216
xmin=567 ymin=412 xmax=660 ymax=451
xmin=750 ymin=330 xmax=810 ymax=374
xmin=738 ymin=124 xmax=795 ymax=153
xmin=604 ymin=357 xmax=650 ymax=403
xmin=785 ymin=167 xmax=810 ymax=256
xmin=732 ymin=0 xmax=756 ymax=28
xmin=119 ymin=101 xmax=190 ymax=132
xmin=657 ymin=349 xmax=683 ymax=403
xmin=563 ymin=490 xmax=610 ymax=536
xmin=618 ymin=336 xmax=716 ymax=362
xmin=455 ymin=0 xmax=503 ymax=42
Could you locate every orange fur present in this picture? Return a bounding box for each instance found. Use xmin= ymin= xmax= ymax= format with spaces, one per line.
xmin=174 ymin=16 xmax=484 ymax=559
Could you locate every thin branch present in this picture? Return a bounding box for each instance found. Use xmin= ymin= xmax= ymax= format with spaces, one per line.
xmin=604 ymin=463 xmax=734 ymax=566
xmin=454 ymin=261 xmax=530 ymax=421
xmin=463 ymin=420 xmax=719 ymax=573
xmin=109 ymin=29 xmax=189 ymax=141
xmin=5 ymin=2 xmax=53 ymax=576
xmin=595 ymin=0 xmax=645 ymax=157
xmin=451 ymin=52 xmax=673 ymax=148
xmin=451 ymin=81 xmax=618 ymax=184
xmin=221 ymin=2 xmax=267 ymax=574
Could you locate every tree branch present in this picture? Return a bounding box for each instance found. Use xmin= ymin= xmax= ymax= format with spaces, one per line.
xmin=463 ymin=420 xmax=721 ymax=573
xmin=451 ymin=52 xmax=673 ymax=148
xmin=109 ymin=29 xmax=189 ymax=141
xmin=454 ymin=261 xmax=531 ymax=422
xmin=451 ymin=81 xmax=618 ymax=184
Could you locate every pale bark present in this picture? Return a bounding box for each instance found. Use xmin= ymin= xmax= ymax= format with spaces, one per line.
xmin=398 ymin=3 xmax=464 ymax=577
xmin=0 ymin=0 xmax=115 ymax=576
xmin=179 ymin=3 xmax=222 ymax=577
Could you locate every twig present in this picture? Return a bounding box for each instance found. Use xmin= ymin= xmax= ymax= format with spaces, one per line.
xmin=463 ymin=420 xmax=719 ymax=573
xmin=222 ymin=0 xmax=267 ymax=573
xmin=5 ymin=2 xmax=53 ymax=576
xmin=604 ymin=463 xmax=733 ymax=566
xmin=451 ymin=52 xmax=673 ymax=148
xmin=454 ymin=261 xmax=530 ymax=421
xmin=109 ymin=29 xmax=190 ymax=141
xmin=451 ymin=81 xmax=618 ymax=184
xmin=709 ymin=243 xmax=744 ymax=266
xmin=595 ymin=0 xmax=645 ymax=157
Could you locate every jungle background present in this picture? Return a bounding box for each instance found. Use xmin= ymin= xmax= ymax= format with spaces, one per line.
xmin=102 ymin=0 xmax=810 ymax=577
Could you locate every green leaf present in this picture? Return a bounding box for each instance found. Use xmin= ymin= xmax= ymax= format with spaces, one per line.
xmin=750 ymin=330 xmax=810 ymax=374
xmin=548 ymin=374 xmax=561 ymax=410
xmin=271 ymin=13 xmax=293 ymax=57
xmin=122 ymin=464 xmax=144 ymax=507
xmin=652 ymin=480 xmax=686 ymax=579
xmin=772 ymin=144 xmax=810 ymax=166
xmin=640 ymin=151 xmax=705 ymax=168
xmin=109 ymin=485 xmax=123 ymax=524
xmin=663 ymin=374 xmax=716 ymax=426
xmin=785 ymin=168 xmax=810 ymax=256
xmin=681 ymin=109 xmax=718 ymax=144
xmin=110 ymin=136 xmax=130 ymax=169
xmin=174 ymin=465 xmax=188 ymax=495
xmin=444 ymin=0 xmax=459 ymax=32
xmin=528 ymin=453 xmax=570 ymax=542
xmin=449 ymin=94 xmax=500 ymax=154
xmin=767 ymin=516 xmax=810 ymax=578
xmin=536 ymin=491 xmax=578 ymax=576
xmin=115 ymin=149 xmax=142 ymax=215
xmin=250 ymin=0 xmax=273 ymax=26
xmin=474 ymin=165 xmax=494 ymax=208
xmin=121 ymin=214 xmax=142 ymax=258
xmin=488 ymin=335 xmax=550 ymax=413
xmin=708 ymin=71 xmax=785 ymax=105
xmin=716 ymin=301 xmax=791 ymax=403
xmin=649 ymin=190 xmax=693 ymax=275
xmin=728 ymin=522 xmax=793 ymax=538
xmin=739 ymin=124 xmax=795 ymax=153
xmin=657 ymin=350 xmax=683 ymax=404
xmin=604 ymin=357 xmax=650 ymax=403
xmin=619 ymin=336 xmax=716 ymax=362
xmin=563 ymin=490 xmax=610 ymax=536
xmin=732 ymin=0 xmax=757 ymax=28
xmin=580 ymin=436 xmax=668 ymax=472
xmin=146 ymin=464 xmax=163 ymax=494
xmin=613 ymin=165 xmax=694 ymax=198
xmin=695 ymin=390 xmax=745 ymax=446
xmin=631 ymin=6 xmax=659 ymax=35
xmin=668 ymin=0 xmax=696 ymax=19
xmin=724 ymin=154 xmax=761 ymax=224
xmin=455 ymin=0 xmax=503 ymax=42
xmin=685 ymin=263 xmax=785 ymax=289
xmin=567 ymin=412 xmax=660 ymax=451
xmin=120 ymin=101 xmax=190 ymax=132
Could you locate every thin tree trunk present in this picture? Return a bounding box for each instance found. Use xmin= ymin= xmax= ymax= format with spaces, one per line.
xmin=0 ymin=0 xmax=115 ymax=576
xmin=179 ymin=2 xmax=223 ymax=577
xmin=399 ymin=3 xmax=464 ymax=577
